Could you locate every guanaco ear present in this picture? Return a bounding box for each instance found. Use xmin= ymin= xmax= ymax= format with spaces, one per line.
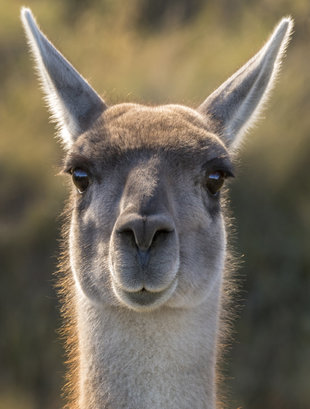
xmin=21 ymin=8 xmax=107 ymax=148
xmin=198 ymin=18 xmax=293 ymax=151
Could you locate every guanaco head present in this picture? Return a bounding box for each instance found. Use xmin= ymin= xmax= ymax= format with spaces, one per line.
xmin=21 ymin=8 xmax=293 ymax=311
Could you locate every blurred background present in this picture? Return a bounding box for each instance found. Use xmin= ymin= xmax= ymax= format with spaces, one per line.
xmin=0 ymin=0 xmax=309 ymax=408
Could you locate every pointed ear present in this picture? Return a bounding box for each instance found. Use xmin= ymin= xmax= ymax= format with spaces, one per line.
xmin=197 ymin=18 xmax=293 ymax=152
xmin=21 ymin=8 xmax=107 ymax=148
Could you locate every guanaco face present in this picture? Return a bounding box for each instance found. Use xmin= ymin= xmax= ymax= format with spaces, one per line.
xmin=21 ymin=8 xmax=293 ymax=313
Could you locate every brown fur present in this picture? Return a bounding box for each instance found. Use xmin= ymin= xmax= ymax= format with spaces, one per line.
xmin=20 ymin=9 xmax=293 ymax=408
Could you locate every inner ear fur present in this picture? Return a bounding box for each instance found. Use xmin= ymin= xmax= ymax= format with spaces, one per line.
xmin=197 ymin=18 xmax=293 ymax=151
xmin=21 ymin=7 xmax=107 ymax=149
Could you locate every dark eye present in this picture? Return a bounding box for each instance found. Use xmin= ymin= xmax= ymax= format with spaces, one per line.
xmin=205 ymin=171 xmax=225 ymax=196
xmin=72 ymin=168 xmax=89 ymax=193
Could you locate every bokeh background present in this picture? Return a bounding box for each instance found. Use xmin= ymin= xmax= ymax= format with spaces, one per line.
xmin=0 ymin=0 xmax=309 ymax=408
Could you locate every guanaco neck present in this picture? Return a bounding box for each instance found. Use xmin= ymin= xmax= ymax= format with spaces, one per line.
xmin=73 ymin=282 xmax=222 ymax=409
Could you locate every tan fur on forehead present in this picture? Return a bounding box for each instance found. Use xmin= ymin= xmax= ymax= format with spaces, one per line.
xmin=74 ymin=103 xmax=228 ymax=159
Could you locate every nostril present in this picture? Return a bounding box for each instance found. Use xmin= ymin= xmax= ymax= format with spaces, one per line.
xmin=117 ymin=228 xmax=137 ymax=247
xmin=116 ymin=213 xmax=175 ymax=251
xmin=152 ymin=229 xmax=172 ymax=244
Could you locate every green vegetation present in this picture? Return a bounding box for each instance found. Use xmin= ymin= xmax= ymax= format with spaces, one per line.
xmin=0 ymin=0 xmax=309 ymax=408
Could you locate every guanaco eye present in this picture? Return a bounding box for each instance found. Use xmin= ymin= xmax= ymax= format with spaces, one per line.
xmin=71 ymin=168 xmax=89 ymax=193
xmin=205 ymin=171 xmax=225 ymax=196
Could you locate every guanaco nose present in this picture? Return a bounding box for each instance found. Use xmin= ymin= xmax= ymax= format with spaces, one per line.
xmin=116 ymin=213 xmax=175 ymax=255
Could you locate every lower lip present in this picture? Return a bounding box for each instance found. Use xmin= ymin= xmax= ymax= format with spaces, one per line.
xmin=115 ymin=277 xmax=178 ymax=309
xmin=121 ymin=288 xmax=163 ymax=306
